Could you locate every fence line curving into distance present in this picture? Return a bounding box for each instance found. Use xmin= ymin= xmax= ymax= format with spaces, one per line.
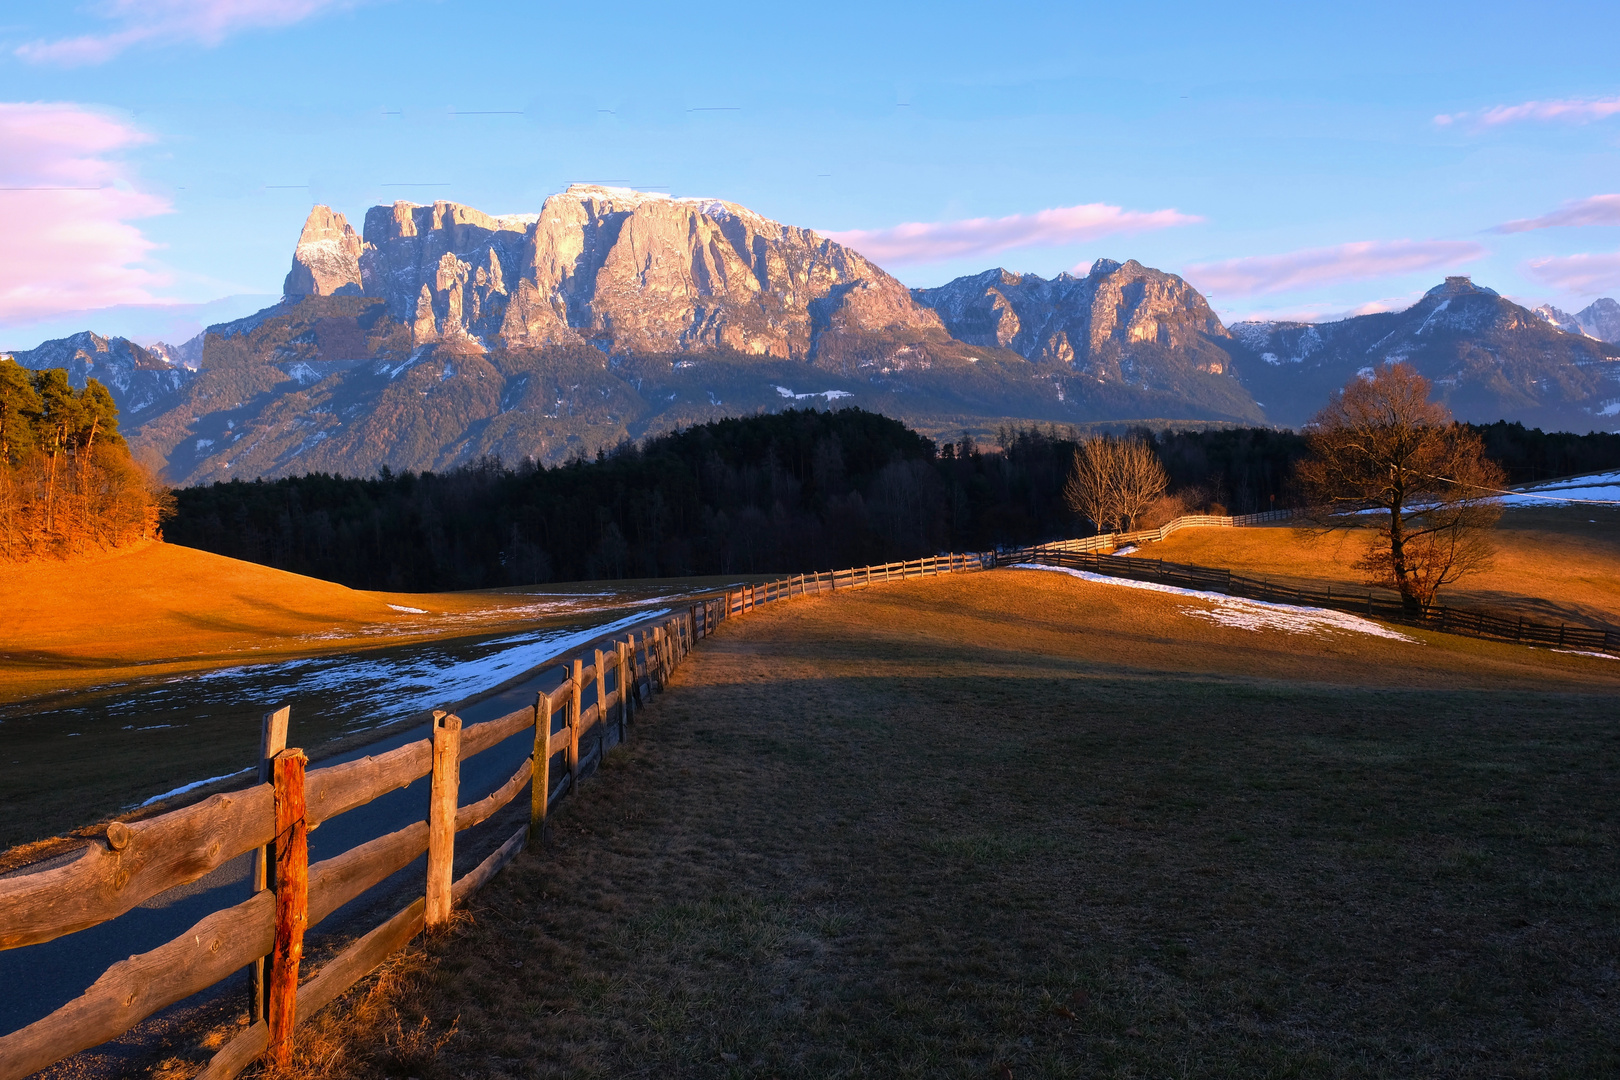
xmin=1001 ymin=535 xmax=1619 ymax=654
xmin=0 ymin=550 xmax=992 ymax=1079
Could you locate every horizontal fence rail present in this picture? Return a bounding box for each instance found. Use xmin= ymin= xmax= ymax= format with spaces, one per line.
xmin=0 ymin=549 xmax=993 ymax=1079
xmin=1002 ymin=543 xmax=1619 ymax=654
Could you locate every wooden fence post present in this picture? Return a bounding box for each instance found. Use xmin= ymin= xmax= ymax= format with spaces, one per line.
xmin=265 ymin=747 xmax=308 ymax=1069
xmin=631 ymin=633 xmax=646 ymax=705
xmin=618 ymin=639 xmax=630 ymax=738
xmin=595 ymin=648 xmax=607 ymax=760
xmin=426 ymin=711 xmax=461 ymax=929
xmin=249 ymin=705 xmax=289 ymax=1023
xmin=568 ymin=661 xmax=582 ymax=786
xmin=530 ymin=692 xmax=549 ymax=844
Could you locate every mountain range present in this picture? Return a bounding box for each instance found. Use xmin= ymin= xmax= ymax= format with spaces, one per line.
xmin=6 ymin=185 xmax=1619 ymax=484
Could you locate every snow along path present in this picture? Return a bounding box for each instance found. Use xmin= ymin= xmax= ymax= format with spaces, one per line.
xmin=1014 ymin=564 xmax=1418 ymax=643
xmin=184 ymin=608 xmax=667 ymax=732
xmin=1499 ymin=470 xmax=1620 ymax=506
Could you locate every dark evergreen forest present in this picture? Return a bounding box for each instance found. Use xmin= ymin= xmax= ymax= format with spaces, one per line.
xmin=164 ymin=408 xmax=1620 ymax=591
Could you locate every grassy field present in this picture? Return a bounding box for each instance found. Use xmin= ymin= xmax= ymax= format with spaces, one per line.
xmin=0 ymin=542 xmax=748 ymax=851
xmin=0 ymin=540 xmax=739 ymax=705
xmin=1130 ymin=505 xmax=1620 ymax=628
xmin=248 ymin=567 xmax=1620 ymax=1079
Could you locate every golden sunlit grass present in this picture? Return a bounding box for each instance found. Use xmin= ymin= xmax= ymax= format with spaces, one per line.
xmin=0 ymin=541 xmax=736 ymax=705
xmin=268 ymin=569 xmax=1620 ymax=1079
xmin=1129 ymin=505 xmax=1620 ymax=628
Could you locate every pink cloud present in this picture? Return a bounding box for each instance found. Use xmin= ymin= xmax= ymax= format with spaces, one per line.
xmin=1182 ymin=240 xmax=1487 ymax=298
xmin=0 ymin=103 xmax=172 ymax=323
xmin=1495 ymin=194 xmax=1620 ymax=233
xmin=824 ymin=203 xmax=1200 ymax=265
xmin=16 ymin=0 xmax=364 ymax=66
xmin=1523 ymin=251 xmax=1620 ymax=296
xmin=1435 ymin=97 xmax=1620 ymax=128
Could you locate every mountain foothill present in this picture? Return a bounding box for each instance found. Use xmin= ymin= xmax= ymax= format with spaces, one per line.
xmin=6 ymin=186 xmax=1619 ymax=485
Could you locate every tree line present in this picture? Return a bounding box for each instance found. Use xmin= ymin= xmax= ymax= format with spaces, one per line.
xmin=165 ymin=404 xmax=1620 ymax=593
xmin=165 ymin=412 xmax=1309 ymax=591
xmin=0 ymin=358 xmax=168 ymax=561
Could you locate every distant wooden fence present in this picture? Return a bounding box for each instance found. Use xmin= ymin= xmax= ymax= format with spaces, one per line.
xmin=1002 ymin=544 xmax=1620 ymax=655
xmin=1022 ymin=508 xmax=1301 ymax=558
xmin=0 ymin=550 xmax=990 ymax=1079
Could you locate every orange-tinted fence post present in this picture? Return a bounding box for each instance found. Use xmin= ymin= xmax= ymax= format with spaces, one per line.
xmin=426 ymin=711 xmax=461 ymax=929
xmin=570 ymin=659 xmax=584 ymax=780
xmin=265 ymin=747 xmax=308 ymax=1069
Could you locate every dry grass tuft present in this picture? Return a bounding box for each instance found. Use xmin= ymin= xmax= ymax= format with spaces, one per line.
xmin=266 ymin=570 xmax=1620 ymax=1078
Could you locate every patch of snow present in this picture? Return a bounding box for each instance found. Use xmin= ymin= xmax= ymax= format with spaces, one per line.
xmin=1262 ymin=352 xmax=1280 ymax=365
xmin=136 ymin=767 xmax=255 ymax=808
xmin=774 ymin=385 xmax=852 ymax=402
xmin=1500 ymin=470 xmax=1620 ymax=506
xmin=1553 ymin=648 xmax=1618 ymax=660
xmin=195 ymin=438 xmax=214 ymax=451
xmin=1110 ymin=544 xmax=1139 ymax=556
xmin=1013 ymin=563 xmax=1417 ymax=642
xmin=387 ymin=604 xmax=428 ymax=614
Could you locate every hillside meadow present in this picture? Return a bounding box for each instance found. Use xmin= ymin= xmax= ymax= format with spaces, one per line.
xmin=219 ymin=566 xmax=1620 ymax=1080
xmin=0 ymin=542 xmax=745 ymax=851
xmin=1129 ymin=505 xmax=1620 ymax=629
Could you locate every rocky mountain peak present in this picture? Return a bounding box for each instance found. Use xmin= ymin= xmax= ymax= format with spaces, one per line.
xmin=1425 ymin=275 xmax=1498 ymax=300
xmin=284 ymin=205 xmax=364 ymax=297
xmin=10 ymin=331 xmax=194 ymax=418
xmin=1534 ymin=304 xmax=1589 ymax=336
xmin=914 ymin=256 xmax=1230 ymax=374
xmin=280 ymin=188 xmax=940 ymax=358
xmin=1576 ymin=297 xmax=1620 ymax=343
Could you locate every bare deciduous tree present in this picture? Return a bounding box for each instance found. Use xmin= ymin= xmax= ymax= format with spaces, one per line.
xmin=1064 ymin=434 xmax=1169 ymax=533
xmin=1297 ymin=363 xmax=1504 ymax=613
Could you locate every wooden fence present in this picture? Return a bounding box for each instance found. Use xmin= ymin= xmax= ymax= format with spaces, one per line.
xmin=1002 ymin=544 xmax=1620 ymax=654
xmin=0 ymin=550 xmax=990 ymax=1079
xmin=1022 ymin=508 xmax=1301 ymax=558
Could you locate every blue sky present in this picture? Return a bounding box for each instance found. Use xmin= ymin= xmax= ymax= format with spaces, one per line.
xmin=3 ymin=0 xmax=1620 ymax=346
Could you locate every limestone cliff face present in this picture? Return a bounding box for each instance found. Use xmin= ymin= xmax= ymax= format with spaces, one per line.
xmin=287 ymin=187 xmax=942 ymax=356
xmin=283 ymin=206 xmax=365 ymax=297
xmin=914 ymin=260 xmax=1233 ymax=379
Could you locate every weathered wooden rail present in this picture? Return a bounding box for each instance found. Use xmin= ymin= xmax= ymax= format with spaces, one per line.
xmin=0 ymin=551 xmax=991 ymax=1078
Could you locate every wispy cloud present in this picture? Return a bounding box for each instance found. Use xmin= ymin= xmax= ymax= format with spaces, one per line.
xmin=1183 ymin=240 xmax=1487 ymax=298
xmin=1523 ymin=251 xmax=1620 ymax=296
xmin=1495 ymin=194 xmax=1620 ymax=233
xmin=16 ymin=0 xmax=364 ymax=66
xmin=1435 ymin=97 xmax=1620 ymax=128
xmin=824 ymin=202 xmax=1200 ymax=265
xmin=0 ymin=103 xmax=171 ymax=323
